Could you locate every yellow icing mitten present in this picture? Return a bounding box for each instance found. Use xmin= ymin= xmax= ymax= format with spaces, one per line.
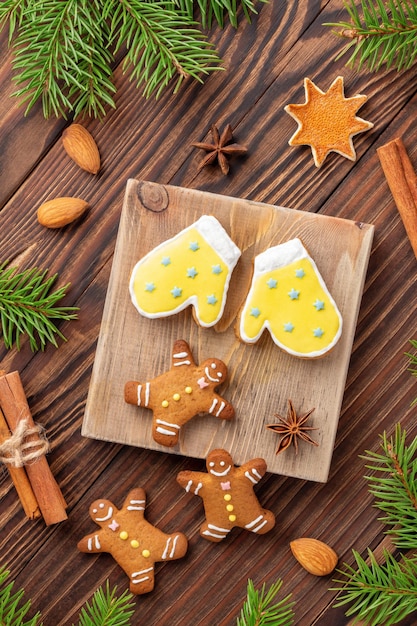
xmin=130 ymin=215 xmax=241 ymax=327
xmin=238 ymin=238 xmax=342 ymax=358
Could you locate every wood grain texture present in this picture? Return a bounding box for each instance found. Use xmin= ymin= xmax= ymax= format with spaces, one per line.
xmin=0 ymin=0 xmax=416 ymax=624
xmin=83 ymin=181 xmax=373 ymax=482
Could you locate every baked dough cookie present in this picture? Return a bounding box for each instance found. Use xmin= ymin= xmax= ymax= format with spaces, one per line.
xmin=125 ymin=340 xmax=234 ymax=447
xmin=129 ymin=215 xmax=241 ymax=327
xmin=284 ymin=76 xmax=373 ymax=167
xmin=237 ymin=238 xmax=342 ymax=358
xmin=77 ymin=488 xmax=188 ymax=594
xmin=177 ymin=449 xmax=275 ymax=542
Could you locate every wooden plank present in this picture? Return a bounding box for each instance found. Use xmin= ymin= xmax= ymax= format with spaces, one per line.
xmin=82 ymin=180 xmax=374 ymax=482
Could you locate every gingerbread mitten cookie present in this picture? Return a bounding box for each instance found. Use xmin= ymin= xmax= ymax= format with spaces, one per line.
xmin=177 ymin=449 xmax=275 ymax=542
xmin=237 ymin=238 xmax=342 ymax=358
xmin=129 ymin=215 xmax=241 ymax=327
xmin=125 ymin=340 xmax=235 ymax=447
xmin=77 ymin=488 xmax=188 ymax=594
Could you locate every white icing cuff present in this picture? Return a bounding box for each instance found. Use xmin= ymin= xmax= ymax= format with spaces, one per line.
xmin=195 ymin=215 xmax=241 ymax=267
xmin=254 ymin=238 xmax=306 ymax=274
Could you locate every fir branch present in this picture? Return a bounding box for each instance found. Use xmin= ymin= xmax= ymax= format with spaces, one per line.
xmin=362 ymin=423 xmax=417 ymax=550
xmin=74 ymin=581 xmax=135 ymax=626
xmin=0 ymin=0 xmax=250 ymax=118
xmin=0 ymin=567 xmax=135 ymax=626
xmin=9 ymin=0 xmax=116 ymax=119
xmin=0 ymin=565 xmax=42 ymax=625
xmin=333 ymin=549 xmax=417 ymax=626
xmin=332 ymin=423 xmax=417 ymax=625
xmin=236 ymin=579 xmax=294 ymax=626
xmin=105 ymin=0 xmax=221 ymax=99
xmin=0 ymin=262 xmax=78 ymax=352
xmin=324 ymin=0 xmax=417 ymax=72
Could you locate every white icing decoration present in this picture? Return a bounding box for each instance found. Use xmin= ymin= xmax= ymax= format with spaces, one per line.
xmin=245 ymin=470 xmax=258 ymax=484
xmin=209 ymin=464 xmax=231 ymax=477
xmin=95 ymin=506 xmax=113 ymax=522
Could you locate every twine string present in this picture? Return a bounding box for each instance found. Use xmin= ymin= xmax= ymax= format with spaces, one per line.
xmin=0 ymin=419 xmax=50 ymax=467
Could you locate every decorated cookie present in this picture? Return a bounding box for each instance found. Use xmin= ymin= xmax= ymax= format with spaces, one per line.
xmin=177 ymin=449 xmax=275 ymax=542
xmin=125 ymin=340 xmax=234 ymax=447
xmin=77 ymin=488 xmax=188 ymax=594
xmin=237 ymin=238 xmax=342 ymax=358
xmin=284 ymin=76 xmax=373 ymax=167
xmin=129 ymin=215 xmax=241 ymax=327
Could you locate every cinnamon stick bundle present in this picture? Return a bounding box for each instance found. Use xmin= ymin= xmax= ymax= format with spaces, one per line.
xmin=377 ymin=137 xmax=417 ymax=260
xmin=0 ymin=370 xmax=67 ymax=525
xmin=0 ymin=406 xmax=41 ymax=519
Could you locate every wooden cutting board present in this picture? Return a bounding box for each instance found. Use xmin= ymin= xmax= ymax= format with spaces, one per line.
xmin=82 ymin=180 xmax=374 ymax=482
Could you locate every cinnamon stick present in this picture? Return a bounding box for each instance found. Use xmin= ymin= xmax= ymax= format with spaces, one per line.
xmin=0 ymin=371 xmax=67 ymax=525
xmin=0 ymin=406 xmax=41 ymax=519
xmin=377 ymin=137 xmax=417 ymax=260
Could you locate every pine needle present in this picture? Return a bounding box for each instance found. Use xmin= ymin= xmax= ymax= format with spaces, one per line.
xmin=405 ymin=338 xmax=417 ymax=405
xmin=0 ymin=565 xmax=42 ymax=626
xmin=0 ymin=262 xmax=78 ymax=351
xmin=74 ymin=581 xmax=135 ymax=626
xmin=172 ymin=0 xmax=267 ymax=28
xmin=0 ymin=567 xmax=135 ymax=626
xmin=324 ymin=0 xmax=417 ymax=72
xmin=236 ymin=578 xmax=295 ymax=626
xmin=332 ymin=550 xmax=417 ymax=625
xmin=362 ymin=423 xmax=417 ymax=550
xmin=332 ymin=423 xmax=417 ymax=625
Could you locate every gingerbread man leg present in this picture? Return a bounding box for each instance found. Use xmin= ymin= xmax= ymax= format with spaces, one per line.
xmin=129 ymin=560 xmax=156 ymax=594
xmin=244 ymin=509 xmax=275 ymax=535
xmin=200 ymin=519 xmax=233 ymax=542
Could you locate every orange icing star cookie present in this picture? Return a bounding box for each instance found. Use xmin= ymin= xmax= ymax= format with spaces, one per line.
xmin=284 ymin=76 xmax=373 ymax=167
xmin=129 ymin=215 xmax=241 ymax=327
xmin=237 ymin=238 xmax=342 ymax=358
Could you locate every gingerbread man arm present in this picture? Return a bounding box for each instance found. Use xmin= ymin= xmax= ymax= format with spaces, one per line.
xmin=121 ymin=487 xmax=147 ymax=520
xmin=171 ymin=340 xmax=196 ymax=369
xmin=177 ymin=470 xmax=207 ymax=496
xmin=236 ymin=457 xmax=267 ymax=485
xmin=206 ymin=393 xmax=234 ymax=421
xmin=77 ymin=530 xmax=112 ymax=554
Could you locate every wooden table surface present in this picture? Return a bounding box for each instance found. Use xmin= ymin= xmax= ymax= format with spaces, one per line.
xmin=1 ymin=2 xmax=416 ymax=625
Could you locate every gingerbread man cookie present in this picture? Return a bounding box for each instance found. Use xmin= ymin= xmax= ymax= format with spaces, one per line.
xmin=177 ymin=449 xmax=275 ymax=542
xmin=125 ymin=340 xmax=235 ymax=447
xmin=77 ymin=488 xmax=188 ymax=594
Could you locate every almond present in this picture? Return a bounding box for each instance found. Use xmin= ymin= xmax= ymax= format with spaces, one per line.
xmin=290 ymin=537 xmax=338 ymax=576
xmin=37 ymin=197 xmax=89 ymax=228
xmin=62 ymin=124 xmax=100 ymax=174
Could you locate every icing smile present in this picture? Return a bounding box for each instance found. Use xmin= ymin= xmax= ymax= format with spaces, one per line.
xmin=205 ymin=366 xmax=221 ymax=383
xmin=210 ymin=465 xmax=231 ymax=477
xmin=95 ymin=506 xmax=114 ymax=521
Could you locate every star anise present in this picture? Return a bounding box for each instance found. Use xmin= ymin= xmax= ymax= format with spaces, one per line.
xmin=192 ymin=124 xmax=248 ymax=175
xmin=266 ymin=399 xmax=319 ymax=455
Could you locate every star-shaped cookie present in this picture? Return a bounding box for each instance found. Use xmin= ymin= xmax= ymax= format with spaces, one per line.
xmin=284 ymin=76 xmax=373 ymax=167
